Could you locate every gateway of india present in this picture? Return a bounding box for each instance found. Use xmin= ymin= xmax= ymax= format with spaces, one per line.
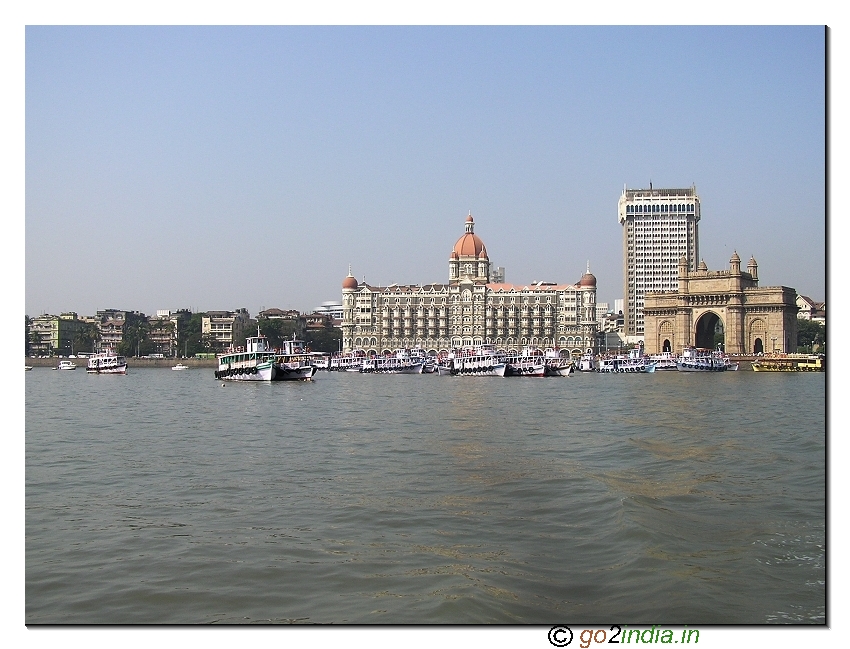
xmin=341 ymin=214 xmax=598 ymax=355
xmin=619 ymin=185 xmax=799 ymax=355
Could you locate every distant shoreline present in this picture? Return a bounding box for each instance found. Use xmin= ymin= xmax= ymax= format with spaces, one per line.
xmin=25 ymin=357 xmax=218 ymax=368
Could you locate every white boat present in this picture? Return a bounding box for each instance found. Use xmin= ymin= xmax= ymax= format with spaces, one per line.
xmin=214 ymin=334 xmax=276 ymax=381
xmin=597 ymin=348 xmax=656 ymax=373
xmin=359 ymin=349 xmax=424 ymax=374
xmin=330 ymin=350 xmax=367 ymax=371
xmin=544 ymin=350 xmax=575 ymax=376
xmin=273 ymin=338 xmax=318 ymax=381
xmin=577 ymin=351 xmax=596 ymax=372
xmin=87 ymin=352 xmax=128 ymax=374
xmin=437 ymin=345 xmax=506 ymax=377
xmin=58 ymin=360 xmax=77 ymax=370
xmin=504 ymin=346 xmax=546 ymax=377
xmin=676 ymin=347 xmax=730 ymax=372
xmin=171 ymin=363 xmax=190 ymax=371
xmin=25 ymin=365 xmax=33 ymax=371
xmin=647 ymin=351 xmax=679 ymax=371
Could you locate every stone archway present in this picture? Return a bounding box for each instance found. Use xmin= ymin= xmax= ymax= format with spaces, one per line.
xmin=754 ymin=338 xmax=764 ymax=354
xmin=662 ymin=339 xmax=671 ymax=352
xmin=695 ymin=312 xmax=722 ymax=349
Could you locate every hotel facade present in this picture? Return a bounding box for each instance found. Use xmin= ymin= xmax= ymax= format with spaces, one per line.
xmin=341 ymin=214 xmax=598 ymax=355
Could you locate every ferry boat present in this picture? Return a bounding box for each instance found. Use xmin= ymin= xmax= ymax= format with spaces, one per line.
xmin=359 ymin=349 xmax=424 ymax=374
xmin=577 ymin=351 xmax=596 ymax=372
xmin=597 ymin=348 xmax=656 ymax=373
xmin=171 ymin=363 xmax=190 ymax=371
xmin=544 ymin=350 xmax=575 ymax=376
xmin=87 ymin=351 xmax=128 ymax=374
xmin=274 ymin=338 xmax=319 ymax=380
xmin=330 ymin=350 xmax=367 ymax=371
xmin=676 ymin=347 xmax=730 ymax=372
xmin=57 ymin=359 xmax=77 ymax=370
xmin=647 ymin=351 xmax=679 ymax=371
xmin=504 ymin=346 xmax=546 ymax=377
xmin=752 ymin=354 xmax=825 ymax=372
xmin=215 ymin=334 xmax=276 ymax=381
xmin=437 ymin=345 xmax=507 ymax=377
xmin=25 ymin=365 xmax=33 ymax=371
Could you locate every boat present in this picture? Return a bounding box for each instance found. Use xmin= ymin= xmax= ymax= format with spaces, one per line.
xmin=437 ymin=345 xmax=507 ymax=377
xmin=329 ymin=350 xmax=366 ymax=371
xmin=171 ymin=363 xmax=190 ymax=371
xmin=273 ymin=338 xmax=319 ymax=381
xmin=544 ymin=349 xmax=575 ymax=376
xmin=647 ymin=351 xmax=679 ymax=371
xmin=752 ymin=354 xmax=825 ymax=372
xmin=597 ymin=348 xmax=656 ymax=373
xmin=359 ymin=349 xmax=424 ymax=374
xmin=504 ymin=346 xmax=546 ymax=377
xmin=57 ymin=360 xmax=77 ymax=370
xmin=215 ymin=334 xmax=275 ymax=381
xmin=577 ymin=351 xmax=596 ymax=372
xmin=676 ymin=347 xmax=730 ymax=372
xmin=87 ymin=351 xmax=128 ymax=374
xmin=25 ymin=365 xmax=33 ymax=371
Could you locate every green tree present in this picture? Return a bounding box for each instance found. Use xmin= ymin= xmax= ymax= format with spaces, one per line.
xmin=258 ymin=318 xmax=297 ymax=348
xmin=119 ymin=318 xmax=150 ymax=357
xmin=797 ymin=319 xmax=825 ymax=353
xmin=305 ymin=326 xmax=343 ymax=354
xmin=174 ymin=311 xmax=204 ymax=357
xmin=25 ymin=316 xmax=31 ymax=355
xmin=73 ymin=322 xmax=101 ymax=354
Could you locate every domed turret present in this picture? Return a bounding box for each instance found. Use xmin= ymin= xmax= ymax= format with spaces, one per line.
xmin=342 ymin=266 xmax=358 ymax=290
xmin=698 ymin=259 xmax=708 ymax=271
xmin=578 ymin=261 xmax=597 ymax=287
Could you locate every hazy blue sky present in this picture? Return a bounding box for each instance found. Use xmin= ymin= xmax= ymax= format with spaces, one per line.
xmin=25 ymin=25 xmax=825 ymax=317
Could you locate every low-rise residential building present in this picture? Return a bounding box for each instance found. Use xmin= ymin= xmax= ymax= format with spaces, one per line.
xmin=796 ymin=295 xmax=825 ymax=324
xmin=202 ymin=309 xmax=252 ymax=352
xmin=28 ymin=312 xmax=85 ymax=356
xmin=258 ymin=308 xmax=300 ymax=320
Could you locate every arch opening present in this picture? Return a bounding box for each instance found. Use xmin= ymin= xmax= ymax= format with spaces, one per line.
xmin=695 ymin=312 xmax=724 ymax=349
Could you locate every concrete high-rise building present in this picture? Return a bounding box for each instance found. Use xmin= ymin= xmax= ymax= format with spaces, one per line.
xmin=618 ymin=185 xmax=700 ymax=338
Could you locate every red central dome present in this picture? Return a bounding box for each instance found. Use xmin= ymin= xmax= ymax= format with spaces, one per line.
xmin=452 ymin=233 xmax=487 ymax=258
xmin=451 ymin=213 xmax=488 ymax=258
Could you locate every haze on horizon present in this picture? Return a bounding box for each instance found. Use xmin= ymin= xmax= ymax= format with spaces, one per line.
xmin=25 ymin=26 xmax=825 ymax=318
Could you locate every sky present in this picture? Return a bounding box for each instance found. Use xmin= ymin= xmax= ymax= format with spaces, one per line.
xmin=24 ymin=24 xmax=826 ymax=317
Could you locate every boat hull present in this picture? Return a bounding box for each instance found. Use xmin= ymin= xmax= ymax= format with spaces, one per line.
xmin=359 ymin=362 xmax=424 ymax=374
xmin=440 ymin=362 xmax=506 ymax=377
xmin=86 ymin=365 xmax=127 ymax=374
xmin=676 ymin=362 xmax=727 ymax=372
xmin=273 ymin=364 xmax=317 ymax=380
xmin=546 ymin=364 xmax=575 ymax=376
xmin=216 ymin=361 xmax=275 ymax=381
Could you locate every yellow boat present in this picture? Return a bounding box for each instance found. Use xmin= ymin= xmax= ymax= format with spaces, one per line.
xmin=752 ymin=354 xmax=824 ymax=372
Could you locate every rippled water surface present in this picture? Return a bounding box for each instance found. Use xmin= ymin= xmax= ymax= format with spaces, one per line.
xmin=26 ymin=368 xmax=825 ymax=623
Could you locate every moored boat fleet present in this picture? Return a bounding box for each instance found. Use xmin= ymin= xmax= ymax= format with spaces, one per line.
xmin=28 ymin=341 xmax=824 ymax=378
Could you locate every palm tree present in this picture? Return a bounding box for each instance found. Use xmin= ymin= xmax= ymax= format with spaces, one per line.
xmin=73 ymin=323 xmax=100 ymax=354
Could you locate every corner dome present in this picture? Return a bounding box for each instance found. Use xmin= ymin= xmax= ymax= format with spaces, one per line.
xmin=578 ymin=272 xmax=597 ymax=287
xmin=342 ymin=272 xmax=358 ymax=290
